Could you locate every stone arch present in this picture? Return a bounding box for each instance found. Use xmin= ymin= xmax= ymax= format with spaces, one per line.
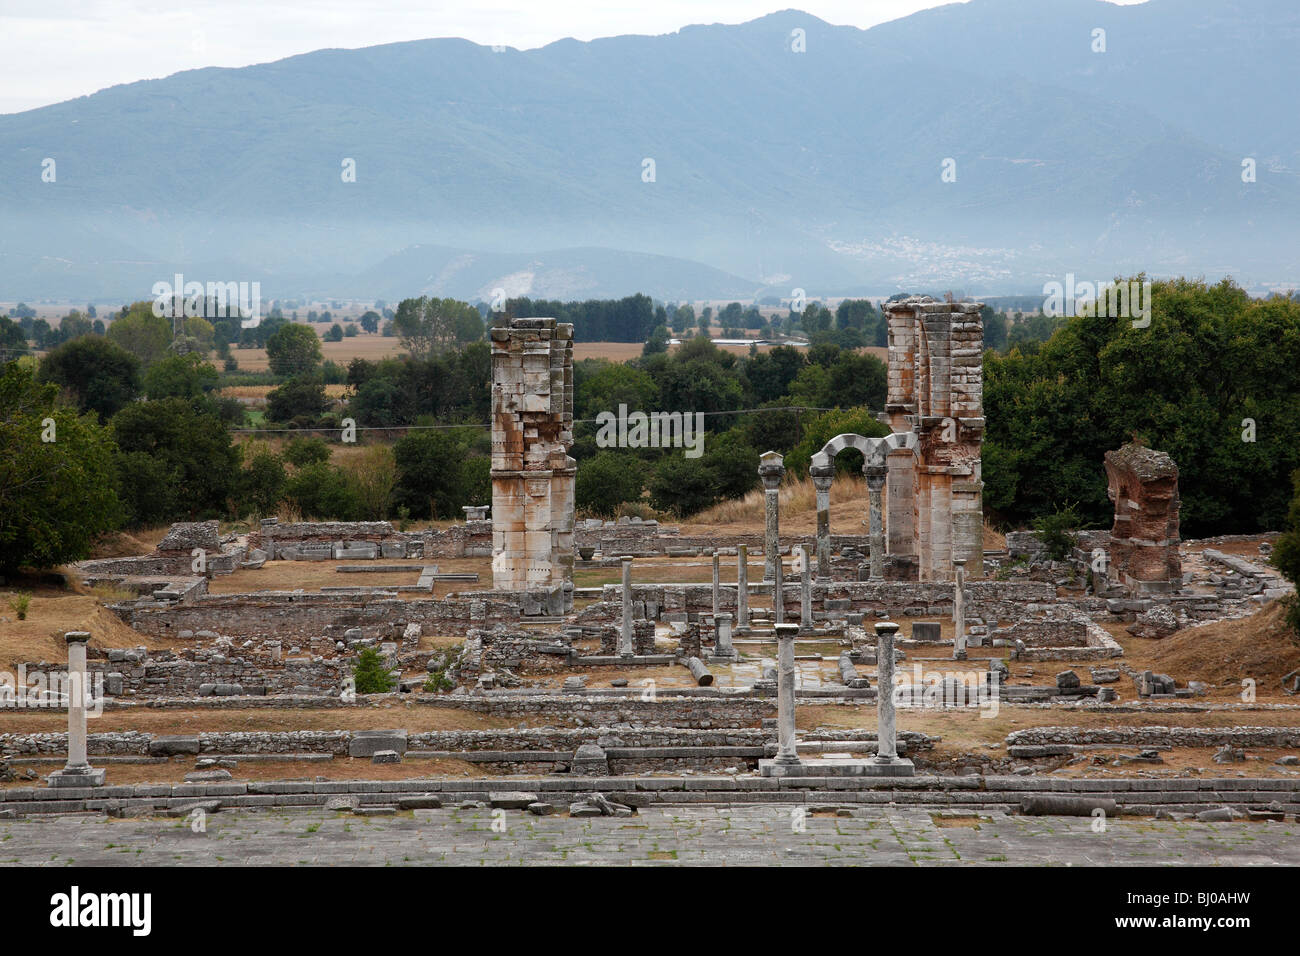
xmin=809 ymin=432 xmax=919 ymax=580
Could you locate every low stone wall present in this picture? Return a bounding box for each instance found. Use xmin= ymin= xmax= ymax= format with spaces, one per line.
xmin=579 ymin=580 xmax=1055 ymax=624
xmin=8 ymin=775 xmax=1300 ymax=817
xmin=110 ymin=592 xmax=521 ymax=640
xmin=1006 ymin=725 xmax=1300 ymax=748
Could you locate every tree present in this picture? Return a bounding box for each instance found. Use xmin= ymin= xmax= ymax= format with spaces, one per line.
xmin=106 ymin=303 xmax=172 ymax=366
xmin=348 ymin=444 xmax=397 ymax=520
xmin=265 ymin=323 xmax=322 ymax=377
xmin=784 ymin=406 xmax=889 ymax=476
xmin=393 ymin=428 xmax=483 ymax=518
xmin=0 ymin=364 xmax=122 ymax=574
xmin=984 ymin=277 xmax=1300 ymax=535
xmin=392 ymin=297 xmax=483 ymax=357
xmin=352 ymin=647 xmax=394 ymax=694
xmin=1272 ymin=470 xmax=1300 ymax=635
xmin=284 ymin=461 xmax=361 ymax=520
xmin=110 ymin=398 xmax=239 ymax=525
xmin=642 ymin=324 xmax=670 ymax=357
xmin=59 ymin=311 xmax=93 ymax=341
xmin=576 ymin=451 xmax=644 ymax=516
xmin=240 ymin=442 xmax=287 ymax=517
xmin=324 ymin=323 xmax=344 ymax=343
xmin=359 ymin=311 xmax=381 ymax=334
xmin=142 ymin=352 xmax=218 ymax=401
xmin=0 ymin=316 xmax=28 ymax=355
xmin=283 ymin=436 xmax=332 ymax=468
xmin=647 ymin=454 xmax=719 ymax=517
xmin=266 ymin=375 xmax=329 ymax=424
xmin=181 ymin=316 xmax=215 ymax=352
xmin=37 ymin=336 xmax=141 ymax=422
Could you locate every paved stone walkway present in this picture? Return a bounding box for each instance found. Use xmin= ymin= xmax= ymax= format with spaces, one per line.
xmin=2 ymin=808 xmax=1297 ymax=865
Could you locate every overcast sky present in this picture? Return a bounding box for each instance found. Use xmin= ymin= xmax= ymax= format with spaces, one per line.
xmin=0 ymin=0 xmax=968 ymax=114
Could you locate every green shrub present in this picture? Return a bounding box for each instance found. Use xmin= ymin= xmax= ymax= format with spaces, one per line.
xmin=352 ymin=648 xmax=394 ymax=694
xmin=7 ymin=592 xmax=30 ymax=620
xmin=1031 ymin=503 xmax=1084 ymax=561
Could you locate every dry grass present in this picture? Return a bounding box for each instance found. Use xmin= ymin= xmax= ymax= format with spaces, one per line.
xmin=219 ymin=384 xmax=349 ymax=400
xmin=87 ymin=526 xmax=173 ymax=560
xmin=0 ymin=703 xmax=514 ymax=736
xmin=0 ymin=585 xmax=157 ymax=671
xmin=230 ymin=336 xmax=404 ymax=372
xmin=1116 ymin=600 xmax=1300 ymax=692
xmin=683 ymin=475 xmax=869 ymax=536
xmin=204 ymin=555 xmax=490 ymax=595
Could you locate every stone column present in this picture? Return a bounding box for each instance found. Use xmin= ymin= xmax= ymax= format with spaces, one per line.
xmin=799 ymin=545 xmax=813 ymax=630
xmin=759 ymin=451 xmax=785 ymax=581
xmin=865 ymin=468 xmax=887 ymax=581
xmin=619 ymin=555 xmax=634 ymax=657
xmin=736 ymin=545 xmax=749 ymax=630
xmin=50 ymin=631 xmax=104 ymax=788
xmin=711 ymin=550 xmax=721 ymax=617
xmin=715 ymin=612 xmax=735 ymax=658
xmin=773 ymin=554 xmax=785 ymax=625
xmin=874 ymin=621 xmax=899 ymax=762
xmin=953 ymin=558 xmax=968 ymax=660
xmin=774 ymin=623 xmax=801 ymax=768
xmin=811 ymin=465 xmax=835 ymax=581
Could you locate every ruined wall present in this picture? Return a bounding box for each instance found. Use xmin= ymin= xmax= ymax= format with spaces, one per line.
xmin=884 ymin=297 xmax=984 ymax=581
xmin=110 ymin=592 xmax=521 ymax=640
xmin=1104 ymin=442 xmax=1181 ymax=595
xmin=490 ymin=318 xmax=576 ymax=607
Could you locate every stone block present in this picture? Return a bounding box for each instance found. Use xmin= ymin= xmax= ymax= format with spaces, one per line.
xmin=348 ymin=730 xmax=408 ymax=758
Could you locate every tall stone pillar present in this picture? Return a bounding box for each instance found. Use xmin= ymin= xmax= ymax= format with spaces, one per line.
xmin=810 ymin=465 xmax=834 ymax=581
xmin=865 ymin=469 xmax=886 ymax=580
xmin=883 ymin=297 xmax=984 ymax=582
xmin=773 ymin=554 xmax=785 ymax=625
xmin=736 ymin=545 xmax=749 ymax=630
xmin=490 ymin=318 xmax=576 ymax=609
xmin=758 ymin=451 xmax=785 ymax=581
xmin=619 ymin=555 xmax=634 ymax=657
xmin=711 ymin=550 xmax=721 ymax=617
xmin=874 ymin=621 xmax=900 ymax=762
xmin=773 ymin=623 xmax=801 ymax=768
xmin=799 ymin=545 xmax=813 ymax=630
xmin=49 ymin=631 xmax=105 ymax=788
xmin=953 ymin=558 xmax=967 ymax=660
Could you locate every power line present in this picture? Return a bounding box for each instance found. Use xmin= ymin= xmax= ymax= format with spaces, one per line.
xmin=228 ymin=405 xmax=840 ymax=435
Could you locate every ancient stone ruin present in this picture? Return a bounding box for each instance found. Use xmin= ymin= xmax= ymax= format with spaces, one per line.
xmin=489 ymin=317 xmax=576 ymax=612
xmin=884 ymin=296 xmax=985 ymax=582
xmin=1104 ymin=441 xmax=1181 ymax=595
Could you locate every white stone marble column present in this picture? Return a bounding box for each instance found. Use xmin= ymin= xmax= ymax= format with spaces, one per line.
xmin=50 ymin=631 xmax=104 ymax=788
xmin=711 ymin=550 xmax=721 ymax=617
xmin=953 ymin=558 xmax=968 ymax=660
xmin=759 ymin=451 xmax=785 ymax=581
xmin=874 ymin=621 xmax=900 ymax=762
xmin=773 ymin=555 xmax=785 ymax=625
xmin=799 ymin=545 xmax=813 ymax=630
xmin=774 ymin=623 xmax=801 ymax=767
xmin=715 ymin=612 xmax=734 ymax=658
xmin=865 ymin=469 xmax=887 ymax=581
xmin=811 ymin=465 xmax=834 ymax=581
xmin=736 ymin=545 xmax=749 ymax=629
xmin=619 ymin=555 xmax=634 ymax=657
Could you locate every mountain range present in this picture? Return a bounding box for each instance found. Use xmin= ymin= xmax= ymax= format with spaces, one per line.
xmin=2 ymin=0 xmax=1297 ymax=303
